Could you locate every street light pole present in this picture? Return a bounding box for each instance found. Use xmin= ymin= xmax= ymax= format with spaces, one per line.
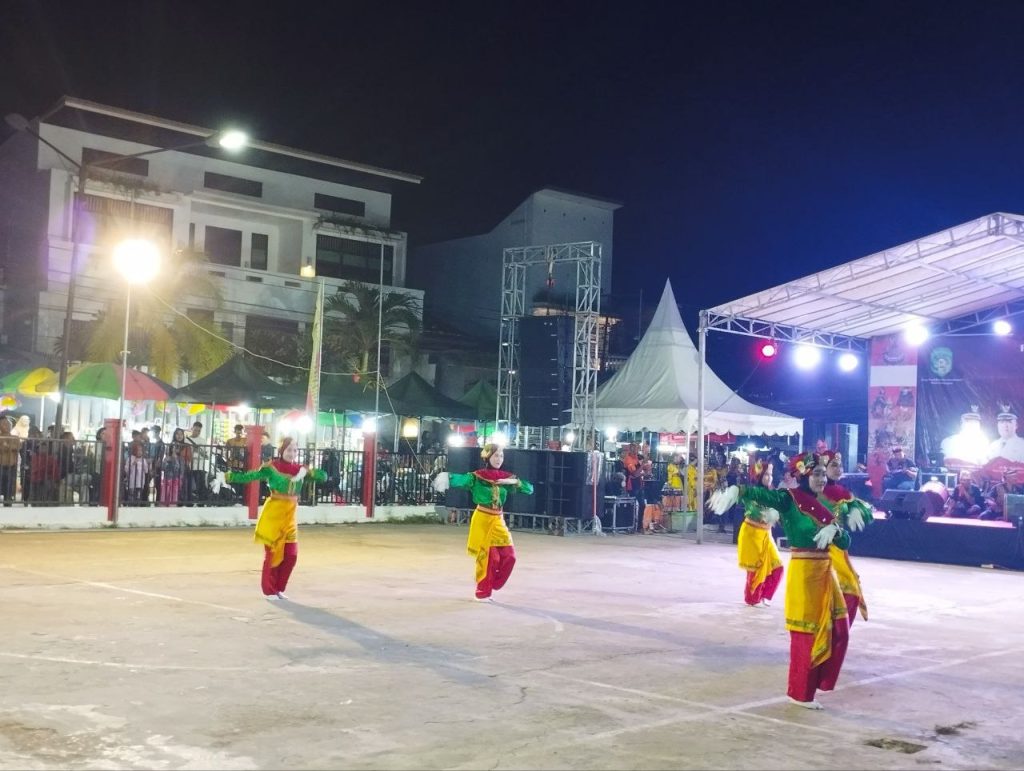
xmin=3 ymin=113 xmax=247 ymax=434
xmin=112 ymin=283 xmax=133 ymax=522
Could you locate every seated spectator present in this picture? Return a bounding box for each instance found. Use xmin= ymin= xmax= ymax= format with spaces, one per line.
xmin=944 ymin=470 xmax=983 ymax=518
xmin=883 ymin=446 xmax=917 ymax=491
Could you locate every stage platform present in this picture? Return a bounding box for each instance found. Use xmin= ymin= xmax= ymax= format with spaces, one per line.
xmin=852 ymin=511 xmax=1023 ymax=571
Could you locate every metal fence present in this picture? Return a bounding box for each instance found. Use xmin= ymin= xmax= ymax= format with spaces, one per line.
xmin=0 ymin=438 xmax=447 ymax=509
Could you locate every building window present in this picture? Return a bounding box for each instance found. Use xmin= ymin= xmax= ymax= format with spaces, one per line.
xmin=315 ymin=235 xmax=393 ymax=284
xmin=204 ymin=226 xmax=242 ymax=267
xmin=244 ymin=314 xmax=300 ymax=353
xmin=314 ymin=193 xmax=366 ymax=217
xmin=250 ymin=233 xmax=268 ymax=270
xmin=81 ymin=148 xmax=149 ymax=177
xmin=203 ymin=172 xmax=263 ymax=198
xmin=81 ymin=194 xmax=172 ymax=247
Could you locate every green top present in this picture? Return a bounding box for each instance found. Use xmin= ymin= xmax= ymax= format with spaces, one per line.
xmin=740 ymin=486 xmax=851 ymax=551
xmin=226 ymin=462 xmax=327 ymax=496
xmin=449 ymin=471 xmax=534 ymax=509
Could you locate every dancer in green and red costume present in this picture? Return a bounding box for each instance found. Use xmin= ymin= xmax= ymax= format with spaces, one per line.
xmin=711 ymin=450 xmax=867 ymax=709
xmin=736 ymin=459 xmax=784 ymax=607
xmin=434 ymin=443 xmax=533 ymax=601
xmin=820 ymin=449 xmax=872 ymax=625
xmin=222 ymin=437 xmax=326 ymax=601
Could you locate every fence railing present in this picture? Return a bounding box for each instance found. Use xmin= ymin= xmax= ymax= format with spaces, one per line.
xmin=0 ymin=438 xmax=448 ymax=509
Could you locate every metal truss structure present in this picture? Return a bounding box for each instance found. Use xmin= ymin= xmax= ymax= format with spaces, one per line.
xmin=703 ymin=312 xmax=869 ymax=353
xmin=496 ymin=242 xmax=602 ymax=445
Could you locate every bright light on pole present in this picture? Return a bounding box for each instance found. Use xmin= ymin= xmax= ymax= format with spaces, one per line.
xmin=215 ymin=129 xmax=248 ymax=151
xmin=994 ymin=320 xmax=1012 ymax=336
xmin=904 ymin=323 xmax=929 ymax=346
xmin=838 ymin=352 xmax=859 ymax=372
xmin=793 ymin=344 xmax=821 ymax=370
xmin=112 ymin=238 xmax=160 ymax=524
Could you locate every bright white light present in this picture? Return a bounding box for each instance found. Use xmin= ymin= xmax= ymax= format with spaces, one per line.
xmin=489 ymin=431 xmax=509 ymax=447
xmin=47 ymin=391 xmax=61 ymax=403
xmin=300 ymin=264 xmax=316 ymax=278
xmin=838 ymin=353 xmax=859 ymax=372
xmin=904 ymin=323 xmax=929 ymax=346
xmin=446 ymin=433 xmax=465 ymax=447
xmin=994 ymin=320 xmax=1012 ymax=336
xmin=113 ymin=239 xmax=160 ymax=284
xmin=362 ymin=416 xmax=377 ymax=433
xmin=236 ymin=402 xmax=250 ymax=413
xmin=401 ymin=418 xmax=420 ymax=438
xmin=565 ymin=431 xmax=576 ymax=444
xmin=604 ymin=427 xmax=618 ymax=441
xmin=217 ymin=130 xmax=248 ymax=151
xmin=793 ymin=344 xmax=821 ymax=370
xmin=744 ymin=443 xmax=757 ymax=453
xmin=294 ymin=414 xmax=314 ymax=433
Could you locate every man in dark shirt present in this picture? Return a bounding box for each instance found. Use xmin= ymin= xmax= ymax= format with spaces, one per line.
xmin=883 ymin=446 xmax=917 ymax=491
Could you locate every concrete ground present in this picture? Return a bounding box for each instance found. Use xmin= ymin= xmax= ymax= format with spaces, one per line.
xmin=2 ymin=525 xmax=1022 ymax=771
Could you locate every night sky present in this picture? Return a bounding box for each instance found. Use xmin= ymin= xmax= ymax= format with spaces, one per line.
xmin=4 ymin=0 xmax=1024 ymax=428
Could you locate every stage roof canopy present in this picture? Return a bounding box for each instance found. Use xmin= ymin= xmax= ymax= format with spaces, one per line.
xmin=704 ymin=212 xmax=1024 ymax=349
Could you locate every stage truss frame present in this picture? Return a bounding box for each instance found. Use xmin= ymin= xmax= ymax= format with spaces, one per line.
xmin=496 ymin=241 xmax=602 ymax=445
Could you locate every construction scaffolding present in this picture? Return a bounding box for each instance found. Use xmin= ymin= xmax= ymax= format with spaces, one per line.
xmin=496 ymin=242 xmax=602 ymax=446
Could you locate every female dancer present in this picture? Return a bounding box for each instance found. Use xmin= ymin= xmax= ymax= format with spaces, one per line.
xmin=736 ymin=459 xmax=783 ymax=607
xmin=224 ymin=437 xmax=325 ymax=600
xmin=434 ymin=443 xmax=533 ymax=601
xmin=711 ymin=451 xmax=866 ymax=709
xmin=820 ymin=449 xmax=871 ymax=625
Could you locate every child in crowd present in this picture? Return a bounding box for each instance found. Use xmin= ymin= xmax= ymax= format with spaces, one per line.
xmin=160 ymin=444 xmax=184 ymax=506
xmin=126 ymin=441 xmax=150 ymax=505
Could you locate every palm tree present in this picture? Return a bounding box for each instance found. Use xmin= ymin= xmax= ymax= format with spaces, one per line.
xmin=84 ymin=248 xmax=232 ymax=382
xmin=322 ymin=281 xmax=421 ymax=384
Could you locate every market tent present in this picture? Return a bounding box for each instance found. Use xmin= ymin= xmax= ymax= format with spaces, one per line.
xmin=384 ymin=372 xmax=478 ymax=420
xmin=318 ymin=373 xmax=378 ymax=413
xmin=174 ymin=356 xmax=301 ymax=408
xmin=595 ymin=281 xmax=802 ymax=436
xmin=458 ymin=379 xmax=498 ymax=421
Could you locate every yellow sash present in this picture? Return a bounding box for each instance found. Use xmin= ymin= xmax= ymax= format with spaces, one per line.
xmin=829 ymin=544 xmax=868 ymax=620
xmin=737 ymin=518 xmax=782 ymax=591
xmin=466 ymin=506 xmax=513 ymax=582
xmin=785 ymin=550 xmax=848 ymax=667
xmin=253 ymin=492 xmax=298 ymax=567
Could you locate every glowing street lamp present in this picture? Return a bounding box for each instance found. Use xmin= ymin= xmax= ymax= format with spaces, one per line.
xmin=3 ymin=112 xmax=248 ymax=434
xmin=111 ymin=238 xmax=161 ymax=521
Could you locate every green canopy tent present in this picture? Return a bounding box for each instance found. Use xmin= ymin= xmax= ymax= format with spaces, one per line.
xmin=174 ymin=356 xmax=302 ymax=409
xmin=384 ymin=372 xmax=477 ymax=421
xmin=458 ymin=379 xmax=498 ymax=421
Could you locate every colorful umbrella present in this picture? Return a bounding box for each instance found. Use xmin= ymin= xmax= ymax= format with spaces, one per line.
xmin=38 ymin=363 xmax=172 ymax=401
xmin=0 ymin=367 xmax=59 ymax=396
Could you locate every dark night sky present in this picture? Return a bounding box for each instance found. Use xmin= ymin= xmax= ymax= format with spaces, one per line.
xmin=4 ymin=0 xmax=1024 ymax=427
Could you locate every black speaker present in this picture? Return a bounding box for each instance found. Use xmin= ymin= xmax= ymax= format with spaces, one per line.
xmin=827 ymin=423 xmax=858 ymax=471
xmin=519 ymin=316 xmax=573 ymax=426
xmin=880 ymin=489 xmax=940 ymax=520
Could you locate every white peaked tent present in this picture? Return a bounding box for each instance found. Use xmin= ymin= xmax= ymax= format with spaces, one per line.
xmin=595 ymin=281 xmax=803 ymax=436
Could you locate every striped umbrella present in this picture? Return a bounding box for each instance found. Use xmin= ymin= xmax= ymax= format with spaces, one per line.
xmin=37 ymin=363 xmax=172 ymax=401
xmin=0 ymin=367 xmax=58 ymax=396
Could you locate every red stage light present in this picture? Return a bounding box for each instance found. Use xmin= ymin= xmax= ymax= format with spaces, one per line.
xmin=760 ymin=342 xmax=778 ymax=359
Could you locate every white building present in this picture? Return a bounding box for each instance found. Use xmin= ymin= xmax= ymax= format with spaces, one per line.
xmin=0 ymin=96 xmax=422 ymax=378
xmin=410 ymin=188 xmax=620 ymax=342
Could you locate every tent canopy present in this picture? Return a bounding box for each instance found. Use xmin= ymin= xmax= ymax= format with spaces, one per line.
xmin=384 ymin=372 xmax=477 ymax=420
xmin=459 ymin=379 xmax=498 ymax=421
xmin=595 ymin=281 xmax=802 ymax=436
xmin=174 ymin=356 xmax=301 ymax=408
xmin=318 ymin=373 xmax=377 ymax=413
xmin=705 ymin=212 xmax=1024 ymax=341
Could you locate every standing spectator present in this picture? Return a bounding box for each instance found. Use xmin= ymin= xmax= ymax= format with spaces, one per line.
xmin=56 ymin=431 xmax=77 ymax=504
xmin=20 ymin=427 xmax=43 ymax=503
xmin=160 ymin=443 xmax=184 ymax=506
xmin=29 ymin=440 xmax=60 ymax=504
xmin=125 ymin=442 xmax=150 ymax=505
xmin=0 ymin=417 xmax=21 ymax=506
xmin=185 ymin=421 xmax=208 ymax=503
xmin=89 ymin=427 xmax=108 ymax=504
xmin=149 ymin=425 xmax=165 ymax=503
xmin=225 ymin=424 xmax=248 ymax=499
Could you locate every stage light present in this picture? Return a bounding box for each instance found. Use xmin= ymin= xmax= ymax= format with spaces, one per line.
xmin=838 ymin=353 xmax=859 ymax=372
xmin=759 ymin=341 xmax=778 ymax=359
xmin=994 ymin=320 xmax=1012 ymax=336
xmin=793 ymin=344 xmax=821 ymax=370
xmin=489 ymin=431 xmax=509 ymax=447
xmin=604 ymin=426 xmax=618 ymax=441
xmin=362 ymin=416 xmax=377 ymax=433
xmin=446 ymin=433 xmax=465 ymax=447
xmin=565 ymin=430 xmax=576 ymax=444
xmin=904 ymin=323 xmax=929 ymax=346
